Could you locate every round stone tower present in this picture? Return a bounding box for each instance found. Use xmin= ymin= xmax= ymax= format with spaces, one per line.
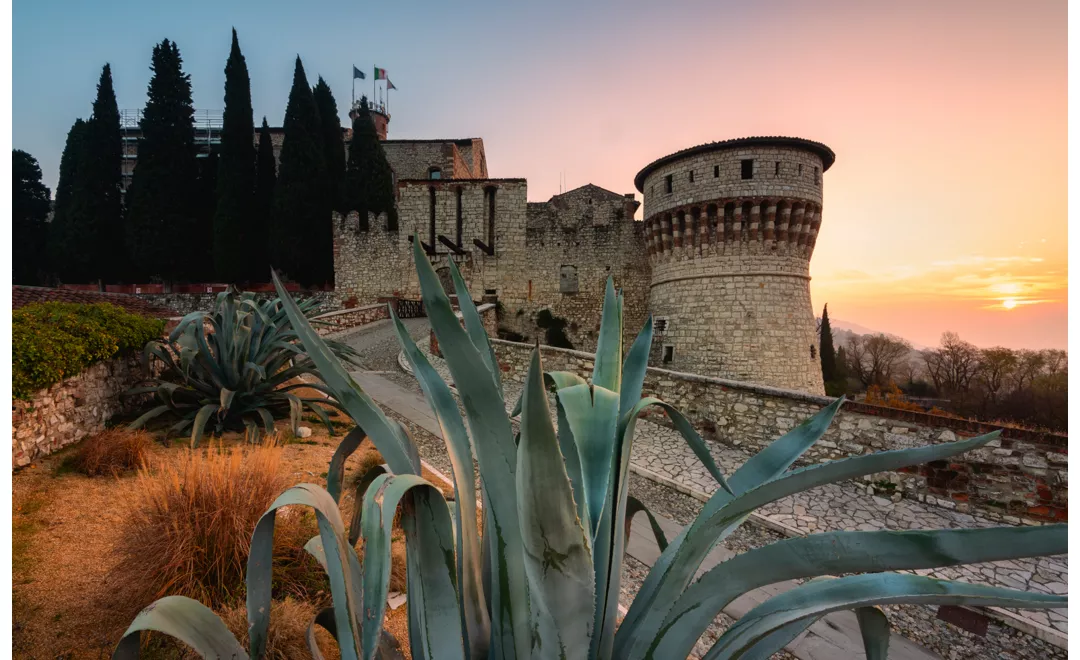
xmin=634 ymin=136 xmax=835 ymax=394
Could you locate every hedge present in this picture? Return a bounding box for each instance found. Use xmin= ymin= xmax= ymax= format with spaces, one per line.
xmin=13 ymin=302 xmax=166 ymax=400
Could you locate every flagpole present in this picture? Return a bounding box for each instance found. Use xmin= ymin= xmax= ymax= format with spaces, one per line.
xmin=351 ymin=65 xmax=355 ymax=107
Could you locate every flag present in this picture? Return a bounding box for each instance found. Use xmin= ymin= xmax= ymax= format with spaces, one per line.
xmin=352 ymin=65 xmax=366 ymax=80
xmin=374 ymin=67 xmax=387 ymax=80
xmin=387 ymin=78 xmax=397 ymax=91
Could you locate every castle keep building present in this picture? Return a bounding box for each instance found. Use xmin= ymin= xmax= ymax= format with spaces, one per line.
xmin=635 ymin=137 xmax=834 ymax=395
xmin=333 ymin=113 xmax=833 ymax=394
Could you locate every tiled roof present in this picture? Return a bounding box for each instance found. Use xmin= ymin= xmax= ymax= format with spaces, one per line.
xmin=11 ymin=286 xmax=179 ymax=318
xmin=634 ymin=136 xmax=836 ymax=192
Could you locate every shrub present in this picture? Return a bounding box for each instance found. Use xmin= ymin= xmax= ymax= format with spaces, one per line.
xmin=72 ymin=428 xmax=152 ymax=476
xmin=128 ymin=287 xmax=362 ymax=445
xmin=12 ymin=302 xmax=164 ymax=399
xmin=113 ymin=442 xmax=323 ymax=609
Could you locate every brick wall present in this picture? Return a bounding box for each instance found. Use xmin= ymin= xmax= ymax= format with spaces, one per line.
xmin=491 ymin=339 xmax=1067 ymax=524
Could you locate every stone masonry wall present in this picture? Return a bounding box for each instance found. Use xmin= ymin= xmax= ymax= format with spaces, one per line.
xmin=491 ymin=339 xmax=1067 ymax=524
xmin=311 ymin=304 xmax=389 ymax=335
xmin=12 ymin=355 xmax=147 ymax=468
xmin=496 ymin=185 xmax=649 ymax=351
xmin=138 ymin=290 xmax=338 ymax=316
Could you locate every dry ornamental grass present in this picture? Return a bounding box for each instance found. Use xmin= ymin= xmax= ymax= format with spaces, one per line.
xmin=73 ymin=428 xmax=153 ymax=477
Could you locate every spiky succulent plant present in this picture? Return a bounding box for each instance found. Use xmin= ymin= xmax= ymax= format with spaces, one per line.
xmin=113 ymin=239 xmax=1067 ymax=659
xmin=125 ymin=287 xmax=361 ymax=445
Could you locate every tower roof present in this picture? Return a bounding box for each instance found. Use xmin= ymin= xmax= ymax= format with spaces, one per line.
xmin=634 ymin=136 xmax=836 ymax=192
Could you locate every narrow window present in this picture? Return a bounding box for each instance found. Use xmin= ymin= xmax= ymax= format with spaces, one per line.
xmin=486 ymin=186 xmax=496 ymax=246
xmin=428 ymin=167 xmax=442 ymax=180
xmin=814 ymin=166 xmax=820 ymax=185
xmin=455 ymin=187 xmax=463 ymax=246
xmin=654 ymin=317 xmax=668 ymax=334
xmin=688 ymin=170 xmax=694 ymax=183
xmin=810 ymin=344 xmax=817 ymax=359
xmin=798 ymin=163 xmax=803 ymax=176
xmin=664 ymin=174 xmax=673 ymax=194
xmin=775 ymin=161 xmax=780 ymax=176
xmin=713 ymin=165 xmax=719 ymax=178
xmin=663 ymin=345 xmax=674 ymax=363
xmin=428 ymin=187 xmax=437 ymax=249
xmin=741 ymin=159 xmax=753 ymax=180
xmin=559 ymin=265 xmax=579 ymax=294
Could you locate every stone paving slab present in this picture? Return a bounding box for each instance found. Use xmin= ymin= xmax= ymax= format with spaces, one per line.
xmin=407 ymin=345 xmax=1068 ymax=641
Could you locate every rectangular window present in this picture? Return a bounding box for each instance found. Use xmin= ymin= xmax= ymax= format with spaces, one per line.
xmin=559 ymin=265 xmax=579 ymax=294
xmin=486 ymin=186 xmax=496 ymax=246
xmin=814 ymin=166 xmax=820 ymax=185
xmin=455 ymin=187 xmax=463 ymax=246
xmin=741 ymin=159 xmax=753 ymax=180
xmin=662 ymin=345 xmax=674 ymax=363
xmin=713 ymin=165 xmax=719 ymax=178
xmin=775 ymin=161 xmax=780 ymax=176
xmin=664 ymin=174 xmax=673 ymax=194
xmin=689 ymin=170 xmax=694 ymax=183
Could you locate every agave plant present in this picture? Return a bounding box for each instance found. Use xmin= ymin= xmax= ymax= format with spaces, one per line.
xmin=114 ymin=238 xmax=1067 ymax=659
xmin=124 ymin=287 xmax=362 ymax=445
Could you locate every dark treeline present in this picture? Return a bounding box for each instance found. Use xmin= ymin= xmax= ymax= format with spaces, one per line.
xmin=14 ymin=29 xmax=395 ymax=288
xmin=818 ymin=306 xmax=1067 ymax=432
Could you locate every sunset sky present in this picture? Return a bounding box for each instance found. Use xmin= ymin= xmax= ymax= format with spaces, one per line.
xmin=12 ymin=0 xmax=1066 ymax=350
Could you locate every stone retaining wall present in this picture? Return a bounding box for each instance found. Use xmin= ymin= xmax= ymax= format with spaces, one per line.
xmin=12 ymin=355 xmax=147 ymax=468
xmin=491 ymin=339 xmax=1067 ymax=524
xmin=138 ymin=290 xmax=338 ymax=316
xmin=312 ymin=304 xmax=388 ymax=335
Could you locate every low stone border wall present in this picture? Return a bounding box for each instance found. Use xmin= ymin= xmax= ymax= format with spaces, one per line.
xmin=12 ymin=355 xmax=147 ymax=468
xmin=136 ymin=290 xmax=338 ymax=316
xmin=312 ymin=304 xmax=388 ymax=335
xmin=491 ymin=339 xmax=1067 ymax=524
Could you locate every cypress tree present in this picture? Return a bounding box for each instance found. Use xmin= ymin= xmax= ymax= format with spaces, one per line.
xmin=344 ymin=96 xmax=397 ymax=232
xmin=820 ymin=303 xmax=837 ymax=383
xmin=66 ymin=64 xmax=124 ymax=282
xmin=269 ymin=57 xmax=326 ymax=285
xmin=47 ymin=118 xmax=88 ymax=281
xmin=252 ymin=117 xmax=276 ymax=279
xmin=213 ymin=28 xmax=256 ymax=282
xmin=125 ymin=39 xmax=199 ymax=282
xmin=12 ymin=150 xmax=52 ymax=285
xmin=311 ymin=76 xmax=345 ymax=284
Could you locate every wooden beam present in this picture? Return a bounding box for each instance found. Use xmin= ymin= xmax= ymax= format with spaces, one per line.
xmin=473 ymin=238 xmax=494 ymax=256
xmin=438 ymin=235 xmax=467 ymax=255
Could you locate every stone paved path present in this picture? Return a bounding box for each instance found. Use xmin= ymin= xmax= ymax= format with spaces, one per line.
xmin=410 ymin=345 xmax=1068 ymax=640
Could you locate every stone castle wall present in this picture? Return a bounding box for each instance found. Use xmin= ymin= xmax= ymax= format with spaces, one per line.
xmin=491 ymin=339 xmax=1067 ymax=524
xmin=136 ymin=290 xmax=337 ymax=316
xmin=12 ymin=355 xmax=148 ymax=468
xmin=639 ymin=143 xmax=828 ymax=394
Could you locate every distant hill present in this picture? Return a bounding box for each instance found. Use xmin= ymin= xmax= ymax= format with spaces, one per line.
xmin=820 ymin=317 xmax=929 ymax=351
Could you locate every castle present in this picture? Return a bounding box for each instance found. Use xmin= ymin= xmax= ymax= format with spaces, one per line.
xmin=334 ymin=106 xmax=834 ymax=395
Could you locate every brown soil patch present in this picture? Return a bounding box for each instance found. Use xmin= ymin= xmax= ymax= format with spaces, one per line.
xmin=12 ymin=420 xmax=446 ymax=658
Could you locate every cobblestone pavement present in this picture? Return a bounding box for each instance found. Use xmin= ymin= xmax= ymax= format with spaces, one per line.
xmin=338 ymin=317 xmax=430 ymax=372
xmin=411 ymin=344 xmax=1068 ymax=637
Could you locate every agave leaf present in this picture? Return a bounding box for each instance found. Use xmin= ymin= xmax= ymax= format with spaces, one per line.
xmin=327 ymin=427 xmax=366 ymax=503
xmin=248 ymin=484 xmax=361 ymax=660
xmin=283 ymin=392 xmax=303 ymax=436
xmin=304 ymin=401 xmax=338 ymax=437
xmin=254 ymin=407 xmax=275 ymax=435
xmin=410 ymin=236 xmax=530 ymax=658
xmin=190 ymin=403 xmax=220 ymax=447
xmin=220 ymin=388 xmax=236 ymax=415
xmin=306 ymin=606 xmax=338 ymax=660
xmin=552 ymin=390 xmax=586 ymax=526
xmin=616 ymin=397 xmax=845 ymax=656
xmin=129 ymin=405 xmax=173 ymax=430
xmin=447 ymin=258 xmax=502 ymax=395
xmin=272 ymin=270 xmax=419 ymax=477
xmin=111 ymin=595 xmax=248 ymax=660
xmin=649 ymin=523 xmax=1067 ymax=658
xmin=556 ymin=382 xmax=620 ymax=538
xmin=347 ymin=464 xmax=389 ymax=545
xmin=359 ymin=473 xmax=464 ymax=660
xmin=619 ymin=316 xmax=653 ymax=419
xmin=625 ymin=496 xmax=669 ymax=553
xmin=517 ymin=348 xmax=596 ymax=654
xmin=592 ymin=278 xmax=623 ymax=392
xmin=708 ymin=574 xmax=1067 ymax=659
xmin=856 ymin=606 xmax=890 ymax=659
xmin=627 ymin=397 xmax=731 ymax=494
xmin=623 ymin=429 xmax=1002 ymax=660
xmin=391 ymin=307 xmax=489 ymax=657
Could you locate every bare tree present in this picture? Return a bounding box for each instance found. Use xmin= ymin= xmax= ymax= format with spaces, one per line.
xmin=921 ymin=331 xmax=980 ymax=395
xmin=1010 ymin=349 xmax=1047 ymax=391
xmin=847 ymin=333 xmax=912 ymax=387
xmin=975 ymin=347 xmax=1017 ymax=407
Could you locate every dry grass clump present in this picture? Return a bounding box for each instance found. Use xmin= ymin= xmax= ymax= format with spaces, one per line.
xmin=113 ymin=441 xmax=324 ymax=609
xmin=73 ymin=428 xmax=153 ymax=476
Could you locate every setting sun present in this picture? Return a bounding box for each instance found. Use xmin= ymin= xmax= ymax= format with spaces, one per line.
xmin=1002 ymin=298 xmax=1018 ymax=310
